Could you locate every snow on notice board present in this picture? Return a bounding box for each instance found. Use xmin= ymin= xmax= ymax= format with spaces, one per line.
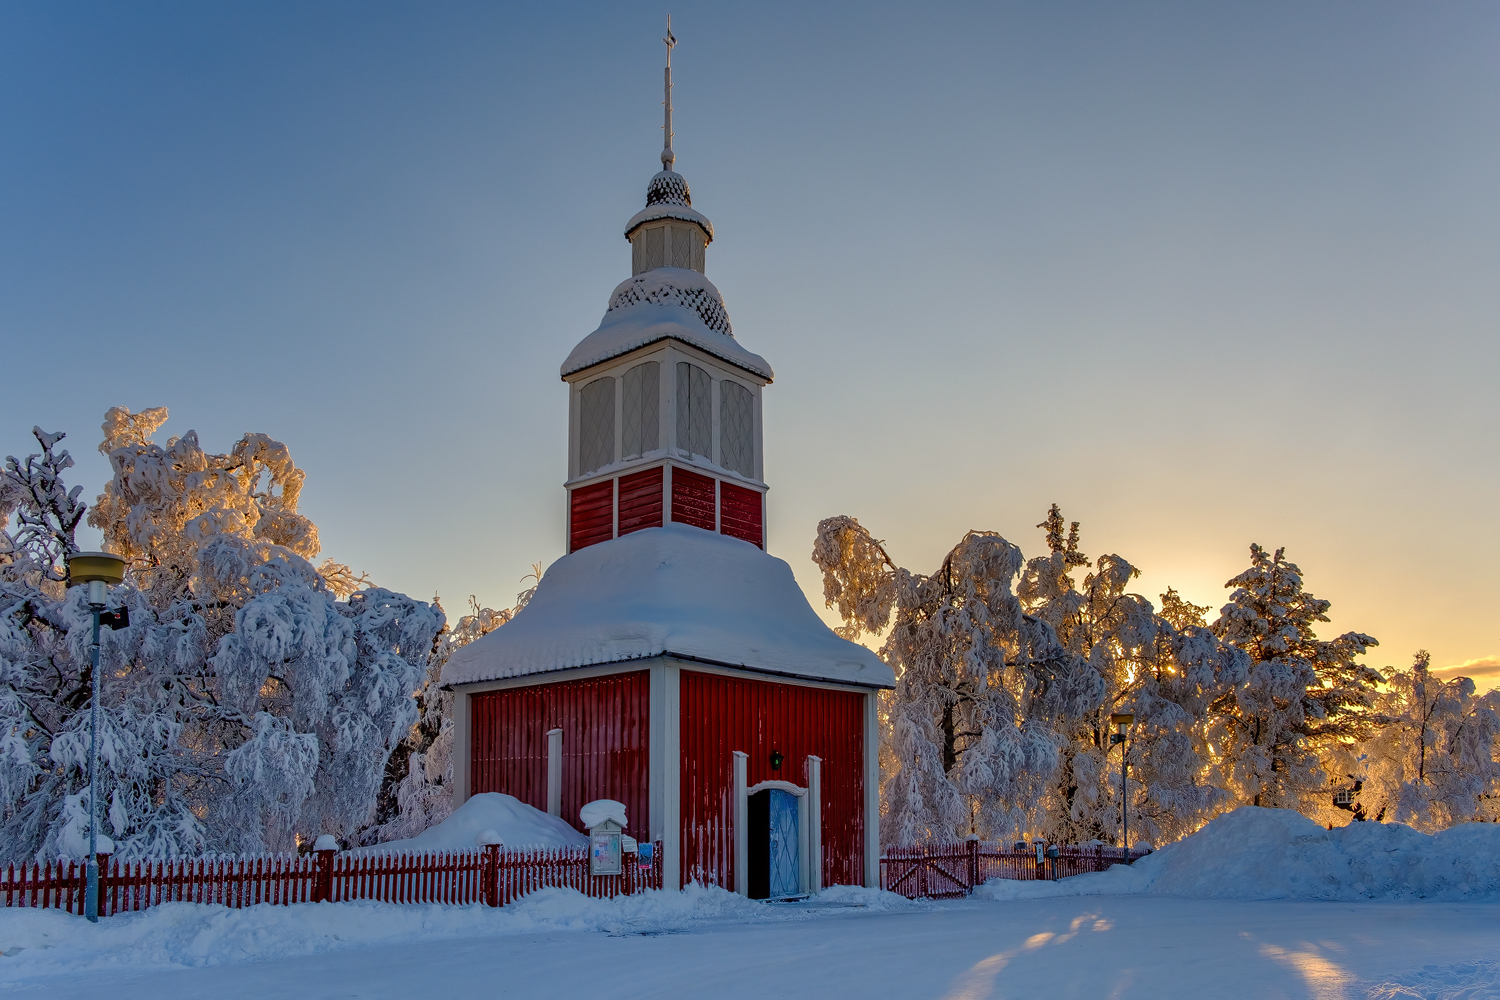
xmin=580 ymin=800 xmax=628 ymax=830
xmin=442 ymin=524 xmax=895 ymax=690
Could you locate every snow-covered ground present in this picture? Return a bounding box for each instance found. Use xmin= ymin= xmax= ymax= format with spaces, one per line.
xmin=2 ymin=809 xmax=1497 ymax=999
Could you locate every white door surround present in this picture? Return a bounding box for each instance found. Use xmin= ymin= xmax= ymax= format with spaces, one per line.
xmin=734 ymin=763 xmax=820 ymax=898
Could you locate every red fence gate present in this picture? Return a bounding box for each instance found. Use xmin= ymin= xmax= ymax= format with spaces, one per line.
xmin=880 ymin=841 xmax=1150 ymax=900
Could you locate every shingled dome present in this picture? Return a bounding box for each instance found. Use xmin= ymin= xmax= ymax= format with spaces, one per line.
xmin=625 ymin=170 xmax=714 ymax=242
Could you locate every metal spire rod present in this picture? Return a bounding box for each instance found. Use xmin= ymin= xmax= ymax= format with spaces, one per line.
xmin=661 ymin=15 xmax=676 ymax=171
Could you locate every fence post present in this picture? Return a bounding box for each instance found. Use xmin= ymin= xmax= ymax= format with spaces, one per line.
xmin=312 ymin=835 xmax=338 ymax=903
xmin=965 ymin=837 xmax=979 ymax=893
xmin=95 ymin=853 xmax=111 ymax=917
xmin=484 ymin=844 xmax=501 ymax=907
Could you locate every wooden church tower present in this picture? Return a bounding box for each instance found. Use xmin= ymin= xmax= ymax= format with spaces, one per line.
xmin=443 ymin=28 xmax=894 ymax=898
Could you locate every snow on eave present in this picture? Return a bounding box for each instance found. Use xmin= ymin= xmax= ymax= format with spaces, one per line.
xmin=441 ymin=524 xmax=894 ymax=690
xmin=624 ymin=204 xmax=714 ymax=242
xmin=560 ymin=305 xmax=774 ymax=381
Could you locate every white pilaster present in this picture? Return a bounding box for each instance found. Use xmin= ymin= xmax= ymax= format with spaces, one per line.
xmin=732 ymin=750 xmax=748 ymax=896
xmin=452 ymin=689 xmax=471 ymax=809
xmin=806 ymin=755 xmax=823 ymax=892
xmin=651 ymin=661 xmax=683 ymax=891
xmin=546 ymin=728 xmax=563 ymax=817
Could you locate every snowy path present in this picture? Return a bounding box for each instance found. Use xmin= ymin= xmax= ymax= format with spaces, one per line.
xmin=11 ymin=897 xmax=1499 ymax=1000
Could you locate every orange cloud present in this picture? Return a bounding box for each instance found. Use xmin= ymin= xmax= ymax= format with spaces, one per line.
xmin=1433 ymin=655 xmax=1500 ymax=693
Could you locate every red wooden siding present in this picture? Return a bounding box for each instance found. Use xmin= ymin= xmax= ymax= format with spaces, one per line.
xmin=670 ymin=468 xmax=716 ymax=531
xmin=470 ymin=671 xmax=650 ymax=842
xmin=617 ymin=467 xmax=664 ymax=536
xmin=718 ymin=482 xmax=763 ymax=549
xmin=569 ymin=481 xmax=614 ymax=552
xmin=679 ymin=671 xmax=865 ymax=891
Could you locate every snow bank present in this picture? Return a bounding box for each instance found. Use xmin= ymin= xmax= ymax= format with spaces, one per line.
xmin=360 ymin=793 xmax=586 ymax=853
xmin=974 ymin=807 xmax=1500 ymax=903
xmin=442 ymin=524 xmax=895 ymax=689
xmin=0 ymin=884 xmax=916 ymax=983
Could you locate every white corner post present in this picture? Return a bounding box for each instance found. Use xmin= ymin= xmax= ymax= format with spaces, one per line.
xmin=546 ymin=728 xmax=564 ymax=818
xmin=452 ymin=689 xmax=471 ymax=810
xmin=806 ymin=755 xmax=823 ymax=893
xmin=650 ymin=661 xmax=682 ymax=891
xmin=864 ymin=691 xmax=881 ymax=889
xmin=732 ymin=750 xmax=748 ymax=896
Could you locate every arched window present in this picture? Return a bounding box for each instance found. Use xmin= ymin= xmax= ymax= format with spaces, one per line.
xmin=719 ymin=381 xmax=753 ymax=477
xmin=621 ymin=361 xmax=660 ymax=460
xmin=675 ymin=362 xmax=711 ymax=459
xmin=579 ymin=376 xmax=615 ymax=475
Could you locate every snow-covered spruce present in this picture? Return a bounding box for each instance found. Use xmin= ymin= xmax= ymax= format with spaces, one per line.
xmin=0 ymin=412 xmax=442 ymax=861
xmin=1209 ymin=543 xmax=1382 ymax=818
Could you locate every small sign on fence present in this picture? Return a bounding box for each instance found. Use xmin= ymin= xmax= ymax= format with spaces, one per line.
xmin=636 ymin=842 xmax=654 ymax=873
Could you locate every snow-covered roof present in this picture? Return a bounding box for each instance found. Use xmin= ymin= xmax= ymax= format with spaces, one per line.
xmin=442 ymin=524 xmax=894 ymax=690
xmin=560 ymin=268 xmax=773 ymax=380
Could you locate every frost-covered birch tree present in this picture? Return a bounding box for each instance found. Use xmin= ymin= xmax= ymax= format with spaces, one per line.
xmin=1209 ymin=544 xmax=1381 ymax=813
xmin=1018 ymin=507 xmax=1247 ymax=847
xmin=1359 ymin=651 xmax=1500 ymax=830
xmin=813 ymin=515 xmax=1102 ymax=845
xmin=0 ymin=411 xmax=442 ymax=862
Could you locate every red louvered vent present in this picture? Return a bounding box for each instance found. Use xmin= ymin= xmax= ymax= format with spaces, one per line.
xmin=618 ymin=466 xmax=664 ymax=536
xmin=719 ymin=482 xmax=763 ymax=548
xmin=670 ymin=468 xmax=716 ymax=531
xmin=569 ymin=480 xmax=614 ymax=552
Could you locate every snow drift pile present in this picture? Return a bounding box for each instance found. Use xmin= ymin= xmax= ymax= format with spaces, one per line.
xmin=356 ymin=793 xmax=586 ymax=854
xmin=977 ymin=807 xmax=1500 ymax=902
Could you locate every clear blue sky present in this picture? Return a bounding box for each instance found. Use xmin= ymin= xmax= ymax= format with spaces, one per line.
xmin=2 ymin=2 xmax=1496 ymax=684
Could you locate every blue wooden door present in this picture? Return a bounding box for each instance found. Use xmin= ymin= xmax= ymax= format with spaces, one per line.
xmin=768 ymin=789 xmax=799 ymax=897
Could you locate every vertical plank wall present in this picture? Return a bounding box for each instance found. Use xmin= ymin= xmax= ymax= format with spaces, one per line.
xmin=470 ymin=671 xmax=650 ymax=842
xmin=679 ymin=671 xmax=864 ymax=891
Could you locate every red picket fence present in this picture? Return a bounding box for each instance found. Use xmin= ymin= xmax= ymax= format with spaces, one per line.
xmin=880 ymin=841 xmax=1151 ymax=900
xmin=0 ymin=842 xmax=663 ymax=917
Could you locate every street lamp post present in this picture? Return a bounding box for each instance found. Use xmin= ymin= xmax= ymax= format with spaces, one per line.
xmin=65 ymin=552 xmax=129 ymax=923
xmin=1109 ymin=713 xmax=1134 ymax=862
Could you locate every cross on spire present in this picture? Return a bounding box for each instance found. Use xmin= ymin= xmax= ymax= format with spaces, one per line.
xmin=662 ymin=15 xmax=676 ymax=171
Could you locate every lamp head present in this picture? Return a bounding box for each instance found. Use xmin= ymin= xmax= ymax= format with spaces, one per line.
xmin=66 ymin=552 xmax=126 ymax=608
xmin=769 ymin=749 xmax=784 ymax=772
xmin=1109 ymin=713 xmax=1135 ymax=737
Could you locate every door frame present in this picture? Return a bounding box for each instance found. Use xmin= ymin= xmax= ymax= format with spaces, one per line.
xmin=742 ymin=779 xmax=810 ymax=897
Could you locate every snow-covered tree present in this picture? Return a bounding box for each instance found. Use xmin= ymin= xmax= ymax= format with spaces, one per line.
xmin=1017 ymin=507 xmax=1246 ymax=846
xmin=1210 ymin=544 xmax=1381 ymax=813
xmin=1359 ymin=651 xmax=1500 ymax=830
xmin=813 ymin=515 xmax=1102 ymax=845
xmin=0 ymin=412 xmax=442 ymax=862
xmin=364 ymin=575 xmax=539 ymax=845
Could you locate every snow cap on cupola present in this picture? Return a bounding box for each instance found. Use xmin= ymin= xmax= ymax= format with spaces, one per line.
xmin=560 ymin=18 xmax=771 ymax=382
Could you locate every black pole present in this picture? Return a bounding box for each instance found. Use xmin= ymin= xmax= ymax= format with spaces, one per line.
xmin=1121 ymin=740 xmax=1128 ymax=862
xmin=86 ymin=606 xmax=101 ymax=922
